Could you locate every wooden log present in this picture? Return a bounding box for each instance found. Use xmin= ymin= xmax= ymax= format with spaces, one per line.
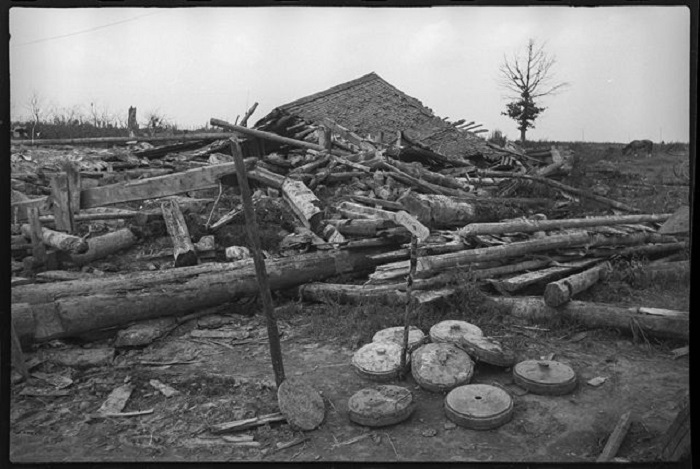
xmin=544 ymin=262 xmax=612 ymax=307
xmin=39 ymin=207 xmax=139 ymax=224
xmin=248 ymin=166 xmax=286 ymax=190
xmin=384 ymin=159 xmax=469 ymax=192
xmin=350 ymin=195 xmax=403 ymax=211
xmin=11 ymin=250 xmax=381 ymax=344
xmin=371 ymin=231 xmax=594 ymax=280
xmin=132 ymin=141 xmax=211 ymax=159
xmin=81 ymin=158 xmax=256 ymax=209
xmin=67 ymin=227 xmax=138 ymax=266
xmin=289 ymin=154 xmax=331 ymax=175
xmin=161 ymin=199 xmax=198 ymax=267
xmin=631 ymin=260 xmax=690 ymax=286
xmin=597 ymin=411 xmax=633 ymax=462
xmin=12 ymin=132 xmax=238 ymax=146
xmin=21 ymin=224 xmax=89 ymax=254
xmin=281 ymin=179 xmax=323 ymax=232
xmin=459 ymin=213 xmax=671 ymax=237
xmin=379 ymin=162 xmax=462 ymax=196
xmin=211 ymin=118 xmax=328 ymax=152
xmin=477 ymin=170 xmax=641 ymax=213
xmin=398 ymin=192 xmax=521 ymax=228
xmin=488 ymin=296 xmax=688 ymax=341
xmin=326 ymin=218 xmax=396 ymax=237
xmin=336 ymin=202 xmax=429 ymax=240
xmin=586 ymin=241 xmax=687 ymax=259
xmin=326 ymin=171 xmax=366 ymax=182
xmin=490 ymin=259 xmax=602 ymax=294
xmin=321 ymin=118 xmax=376 ymax=152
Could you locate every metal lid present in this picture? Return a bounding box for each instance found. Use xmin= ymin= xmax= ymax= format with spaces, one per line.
xmin=513 ymin=360 xmax=577 ymax=395
xmin=429 ymin=320 xmax=483 ymax=345
xmin=372 ymin=326 xmax=425 ymax=349
xmin=352 ymin=342 xmax=405 ymax=382
xmin=277 ymin=377 xmax=326 ymax=431
xmin=444 ymin=384 xmax=514 ymax=430
xmin=347 ymin=385 xmax=415 ymax=427
xmin=457 ymin=335 xmax=516 ymax=367
xmin=411 ymin=343 xmax=474 ymax=393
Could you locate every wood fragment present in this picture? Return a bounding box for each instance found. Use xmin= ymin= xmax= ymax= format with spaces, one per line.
xmin=597 ymin=411 xmax=633 ymax=462
xmin=68 ymin=227 xmax=138 ymax=266
xmin=543 ymin=261 xmax=613 ymax=306
xmin=26 ymin=206 xmax=47 ymax=266
xmin=659 ymin=393 xmax=690 ymax=461
xmin=209 ymin=412 xmax=286 ymax=434
xmin=21 ymin=224 xmax=88 ymax=254
xmin=161 ymin=199 xmax=198 ymax=267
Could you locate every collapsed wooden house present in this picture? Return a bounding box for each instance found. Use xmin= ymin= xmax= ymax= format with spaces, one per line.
xmin=254 ymin=72 xmax=507 ymax=165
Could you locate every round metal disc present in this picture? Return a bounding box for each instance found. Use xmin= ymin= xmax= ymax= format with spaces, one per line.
xmin=372 ymin=326 xmax=425 ymax=349
xmin=347 ymin=385 xmax=415 ymax=427
xmin=411 ymin=343 xmax=474 ymax=393
xmin=429 ymin=320 xmax=483 ymax=345
xmin=457 ymin=335 xmax=517 ymax=367
xmin=444 ymin=384 xmax=514 ymax=430
xmin=513 ymin=360 xmax=577 ymax=395
xmin=277 ymin=377 xmax=326 ymax=431
xmin=352 ymin=342 xmax=405 ymax=382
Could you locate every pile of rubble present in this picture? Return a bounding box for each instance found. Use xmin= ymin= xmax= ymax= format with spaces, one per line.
xmin=10 ymin=73 xmax=690 ymax=353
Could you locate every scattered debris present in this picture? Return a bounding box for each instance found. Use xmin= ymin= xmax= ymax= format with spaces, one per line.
xmin=149 ymin=379 xmax=179 ymax=397
xmin=97 ymin=383 xmax=134 ymax=415
xmin=587 ymin=377 xmax=607 ymax=387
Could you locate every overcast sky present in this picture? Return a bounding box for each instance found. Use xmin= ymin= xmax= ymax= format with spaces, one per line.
xmin=9 ymin=6 xmax=691 ymax=143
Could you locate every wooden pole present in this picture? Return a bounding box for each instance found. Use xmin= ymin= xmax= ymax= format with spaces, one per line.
xmin=50 ymin=173 xmax=75 ymax=233
xmin=400 ymin=235 xmax=418 ymax=377
xmin=239 ymin=102 xmax=259 ymax=127
xmin=544 ymin=261 xmax=612 ymax=307
xmin=26 ymin=206 xmax=47 ymax=266
xmin=230 ymin=138 xmax=285 ymax=387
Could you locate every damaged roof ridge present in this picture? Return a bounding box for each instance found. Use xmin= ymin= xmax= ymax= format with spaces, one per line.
xmin=276 ymin=71 xmax=433 ymax=118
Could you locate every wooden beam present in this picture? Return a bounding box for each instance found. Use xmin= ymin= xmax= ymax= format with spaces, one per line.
xmin=50 ymin=173 xmax=75 ymax=232
xmin=161 ymin=199 xmax=198 ymax=267
xmin=211 ymin=118 xmax=326 ymax=152
xmin=597 ymin=411 xmax=633 ymax=462
xmin=80 ymin=159 xmax=255 ymax=209
xmin=12 ymin=132 xmax=239 ymax=146
xmin=26 ymin=206 xmax=47 ymax=266
xmin=239 ymin=102 xmax=259 ymax=127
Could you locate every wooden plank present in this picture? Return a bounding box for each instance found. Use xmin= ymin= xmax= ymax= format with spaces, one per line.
xmin=50 ymin=173 xmax=75 ymax=232
xmin=80 ymin=160 xmax=254 ymax=209
xmin=597 ymin=411 xmax=633 ymax=462
xmin=26 ymin=206 xmax=47 ymax=265
xmin=161 ymin=199 xmax=198 ymax=267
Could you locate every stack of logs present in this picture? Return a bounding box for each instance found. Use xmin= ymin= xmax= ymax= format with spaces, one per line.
xmin=10 ymin=114 xmax=689 ymax=348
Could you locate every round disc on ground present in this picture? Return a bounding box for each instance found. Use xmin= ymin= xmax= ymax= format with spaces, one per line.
xmin=372 ymin=326 xmax=425 ymax=349
xmin=352 ymin=342 xmax=405 ymax=382
xmin=445 ymin=384 xmax=514 ymax=430
xmin=513 ymin=360 xmax=577 ymax=395
xmin=347 ymin=385 xmax=416 ymax=427
xmin=277 ymin=377 xmax=325 ymax=431
xmin=456 ymin=335 xmax=516 ymax=367
xmin=411 ymin=343 xmax=474 ymax=393
xmin=429 ymin=320 xmax=483 ymax=345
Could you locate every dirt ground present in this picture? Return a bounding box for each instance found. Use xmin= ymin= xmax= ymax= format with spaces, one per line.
xmin=9 ymin=308 xmax=690 ymax=463
xmin=9 ymin=142 xmax=691 ymax=463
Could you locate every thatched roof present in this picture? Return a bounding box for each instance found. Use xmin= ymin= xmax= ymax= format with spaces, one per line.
xmin=256 ymin=72 xmax=503 ymax=161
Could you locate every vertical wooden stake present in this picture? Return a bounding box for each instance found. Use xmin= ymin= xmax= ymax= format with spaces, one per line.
xmin=67 ymin=164 xmax=81 ymax=217
xmin=26 ymin=206 xmax=47 ymax=266
xmin=50 ymin=172 xmax=75 ymax=233
xmin=400 ymin=235 xmax=418 ymax=377
xmin=230 ymin=138 xmax=285 ymax=386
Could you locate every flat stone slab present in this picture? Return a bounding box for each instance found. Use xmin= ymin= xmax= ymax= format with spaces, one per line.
xmin=429 ymin=320 xmax=483 ymax=345
xmin=445 ymin=384 xmax=514 ymax=430
xmin=277 ymin=377 xmax=325 ymax=431
xmin=411 ymin=343 xmax=474 ymax=393
xmin=352 ymin=342 xmax=405 ymax=382
xmin=513 ymin=360 xmax=577 ymax=395
xmin=348 ymin=385 xmax=415 ymax=427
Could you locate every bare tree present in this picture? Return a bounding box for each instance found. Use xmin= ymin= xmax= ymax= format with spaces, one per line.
xmin=25 ymin=92 xmax=44 ymax=125
xmin=499 ymin=39 xmax=569 ymax=143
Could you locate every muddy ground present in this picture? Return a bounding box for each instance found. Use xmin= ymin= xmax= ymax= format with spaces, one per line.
xmin=9 ymin=142 xmax=691 ymax=462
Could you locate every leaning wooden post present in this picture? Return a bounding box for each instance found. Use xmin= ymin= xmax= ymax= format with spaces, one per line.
xmin=26 ymin=206 xmax=47 ymax=266
xmin=230 ymin=138 xmax=285 ymax=386
xmin=400 ymin=235 xmax=418 ymax=377
xmin=161 ymin=199 xmax=199 ymax=267
xmin=49 ymin=164 xmax=80 ymax=233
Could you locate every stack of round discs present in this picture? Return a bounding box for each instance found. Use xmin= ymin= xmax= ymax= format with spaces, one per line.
xmin=429 ymin=320 xmax=483 ymax=345
xmin=411 ymin=343 xmax=475 ymax=393
xmin=444 ymin=384 xmax=514 ymax=430
xmin=512 ymin=360 xmax=577 ymax=395
xmin=372 ymin=326 xmax=425 ymax=350
xmin=456 ymin=335 xmax=516 ymax=367
xmin=347 ymin=385 xmax=416 ymax=427
xmin=352 ymin=342 xmax=404 ymax=382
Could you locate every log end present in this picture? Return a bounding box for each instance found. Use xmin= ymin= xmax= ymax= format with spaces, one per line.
xmin=544 ymin=282 xmax=570 ymax=308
